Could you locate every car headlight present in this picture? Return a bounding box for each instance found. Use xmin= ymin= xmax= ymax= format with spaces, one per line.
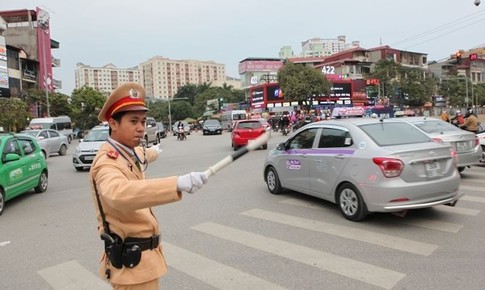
xmin=75 ymin=146 xmax=81 ymax=154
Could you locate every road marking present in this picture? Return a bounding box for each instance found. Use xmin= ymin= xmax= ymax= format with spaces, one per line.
xmin=0 ymin=241 xmax=10 ymax=247
xmin=241 ymin=208 xmax=437 ymax=256
xmin=281 ymin=198 xmax=464 ymax=233
xmin=280 ymin=197 xmax=323 ymax=209
xmin=164 ymin=242 xmax=287 ymax=290
xmin=460 ymin=184 xmax=485 ymax=192
xmin=436 ymin=205 xmax=480 ymax=216
xmin=461 ymin=195 xmax=485 ymax=203
xmin=38 ymin=260 xmax=111 ymax=290
xmin=398 ymin=219 xmax=463 ymax=233
xmin=191 ymin=222 xmax=405 ymax=290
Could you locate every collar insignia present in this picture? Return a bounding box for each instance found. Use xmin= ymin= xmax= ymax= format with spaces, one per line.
xmin=107 ymin=150 xmax=119 ymax=159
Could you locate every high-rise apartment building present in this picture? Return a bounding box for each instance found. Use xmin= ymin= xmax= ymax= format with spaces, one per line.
xmin=301 ymin=35 xmax=348 ymax=57
xmin=74 ymin=63 xmax=139 ymax=95
xmin=139 ymin=56 xmax=225 ymax=99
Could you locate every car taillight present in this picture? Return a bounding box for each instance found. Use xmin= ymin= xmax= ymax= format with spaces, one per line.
xmin=474 ymin=136 xmax=480 ymax=146
xmin=372 ymin=157 xmax=404 ymax=178
xmin=450 ymin=149 xmax=459 ymax=165
xmin=432 ymin=137 xmax=444 ymax=144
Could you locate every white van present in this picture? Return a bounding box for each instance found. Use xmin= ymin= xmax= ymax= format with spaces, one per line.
xmin=220 ymin=110 xmax=247 ymax=131
xmin=29 ymin=116 xmax=74 ymax=143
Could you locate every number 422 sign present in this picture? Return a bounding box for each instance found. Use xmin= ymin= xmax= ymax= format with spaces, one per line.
xmin=321 ymin=66 xmax=335 ymax=74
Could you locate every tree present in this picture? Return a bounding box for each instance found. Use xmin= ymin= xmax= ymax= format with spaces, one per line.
xmin=438 ymin=78 xmax=468 ymax=107
xmin=277 ymin=62 xmax=331 ymax=104
xmin=173 ymin=84 xmax=198 ymax=105
xmin=371 ymin=60 xmax=402 ymax=99
xmin=49 ymin=92 xmax=71 ymax=116
xmin=0 ymin=97 xmax=32 ymax=132
xmin=70 ymin=86 xmax=106 ymax=130
xmin=399 ymin=69 xmax=436 ymax=107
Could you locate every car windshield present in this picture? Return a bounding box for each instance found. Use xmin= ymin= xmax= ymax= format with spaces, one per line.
xmin=411 ymin=120 xmax=462 ymax=134
xmin=359 ymin=122 xmax=431 ymax=146
xmin=237 ymin=121 xmax=262 ymax=129
xmin=84 ymin=129 xmax=109 ymax=142
xmin=205 ymin=120 xmax=219 ymax=125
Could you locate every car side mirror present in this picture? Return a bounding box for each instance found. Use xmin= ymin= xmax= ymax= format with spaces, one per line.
xmin=5 ymin=153 xmax=20 ymax=162
xmin=276 ymin=142 xmax=286 ymax=151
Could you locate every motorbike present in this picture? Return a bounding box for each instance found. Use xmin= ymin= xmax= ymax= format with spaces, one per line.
xmin=282 ymin=124 xmax=291 ymax=136
xmin=177 ymin=128 xmax=187 ymax=141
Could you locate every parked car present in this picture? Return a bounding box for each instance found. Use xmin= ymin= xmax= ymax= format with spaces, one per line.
xmin=172 ymin=121 xmax=191 ymax=136
xmin=231 ymin=119 xmax=267 ymax=151
xmin=144 ymin=116 xmax=158 ymax=146
xmin=19 ymin=129 xmax=69 ymax=157
xmin=202 ymin=119 xmax=222 ymax=135
xmin=263 ymin=118 xmax=462 ymax=221
xmin=0 ymin=133 xmax=48 ymax=215
xmin=72 ymin=125 xmax=109 ymax=171
xmin=156 ymin=122 xmax=166 ymax=141
xmin=402 ymin=117 xmax=482 ymax=172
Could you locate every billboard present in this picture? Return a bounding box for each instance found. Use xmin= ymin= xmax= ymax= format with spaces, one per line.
xmin=36 ymin=7 xmax=54 ymax=92
xmin=0 ymin=36 xmax=9 ymax=97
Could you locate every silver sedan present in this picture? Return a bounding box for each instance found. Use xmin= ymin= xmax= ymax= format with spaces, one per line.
xmin=20 ymin=129 xmax=69 ymax=156
xmin=263 ymin=118 xmax=462 ymax=221
xmin=402 ymin=117 xmax=482 ymax=172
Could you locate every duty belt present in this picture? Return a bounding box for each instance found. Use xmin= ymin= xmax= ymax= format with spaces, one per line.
xmin=124 ymin=235 xmax=160 ymax=251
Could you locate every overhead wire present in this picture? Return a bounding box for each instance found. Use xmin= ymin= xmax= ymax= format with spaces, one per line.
xmin=390 ymin=10 xmax=485 ymax=47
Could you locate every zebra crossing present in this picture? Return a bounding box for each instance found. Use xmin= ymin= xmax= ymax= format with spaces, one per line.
xmin=39 ymin=166 xmax=485 ymax=290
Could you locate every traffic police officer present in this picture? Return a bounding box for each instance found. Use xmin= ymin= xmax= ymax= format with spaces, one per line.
xmin=89 ymin=82 xmax=208 ymax=289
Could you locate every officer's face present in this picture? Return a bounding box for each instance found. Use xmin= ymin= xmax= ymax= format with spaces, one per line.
xmin=109 ymin=111 xmax=147 ymax=148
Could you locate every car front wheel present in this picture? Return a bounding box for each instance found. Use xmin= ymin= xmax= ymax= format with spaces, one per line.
xmin=34 ymin=171 xmax=48 ymax=193
xmin=337 ymin=183 xmax=367 ymax=221
xmin=266 ymin=166 xmax=282 ymax=194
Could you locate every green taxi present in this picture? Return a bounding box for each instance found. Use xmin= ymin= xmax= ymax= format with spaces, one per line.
xmin=0 ymin=133 xmax=48 ymax=215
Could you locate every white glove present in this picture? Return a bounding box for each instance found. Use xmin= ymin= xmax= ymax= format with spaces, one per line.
xmin=149 ymin=144 xmax=163 ymax=154
xmin=177 ymin=172 xmax=209 ymax=193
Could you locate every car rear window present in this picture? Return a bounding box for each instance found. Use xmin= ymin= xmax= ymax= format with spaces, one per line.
xmin=237 ymin=121 xmax=261 ymax=129
xmin=411 ymin=120 xmax=462 ymax=134
xmin=359 ymin=122 xmax=431 ymax=146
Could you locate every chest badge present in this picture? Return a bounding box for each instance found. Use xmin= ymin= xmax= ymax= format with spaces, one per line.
xmin=107 ymin=150 xmax=119 ymax=159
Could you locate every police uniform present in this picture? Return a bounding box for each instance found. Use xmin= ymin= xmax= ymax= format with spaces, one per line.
xmin=89 ymin=82 xmax=182 ymax=289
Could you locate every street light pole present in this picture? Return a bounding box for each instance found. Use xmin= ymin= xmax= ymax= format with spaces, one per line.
xmin=168 ymin=97 xmax=172 ymax=133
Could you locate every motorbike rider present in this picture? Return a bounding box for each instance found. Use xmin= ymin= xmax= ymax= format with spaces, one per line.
xmin=459 ymin=108 xmax=479 ymax=133
xmin=450 ymin=110 xmax=465 ymax=126
xmin=177 ymin=121 xmax=186 ymax=140
xmin=280 ymin=114 xmax=290 ymax=133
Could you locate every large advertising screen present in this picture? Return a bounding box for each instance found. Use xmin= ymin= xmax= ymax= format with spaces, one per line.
xmin=266 ymin=85 xmax=283 ymax=101
xmin=330 ymin=82 xmax=351 ymax=98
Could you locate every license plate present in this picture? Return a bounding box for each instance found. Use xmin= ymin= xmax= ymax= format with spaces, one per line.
xmin=456 ymin=141 xmax=467 ymax=152
xmin=84 ymin=156 xmax=95 ymax=161
xmin=425 ymin=161 xmax=440 ymax=175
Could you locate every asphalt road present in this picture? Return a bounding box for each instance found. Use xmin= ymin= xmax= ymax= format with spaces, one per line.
xmin=1 ymin=130 xmax=485 ymax=290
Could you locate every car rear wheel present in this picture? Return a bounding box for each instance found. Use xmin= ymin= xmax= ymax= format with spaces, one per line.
xmin=67 ymin=135 xmax=72 ymax=144
xmin=458 ymin=166 xmax=466 ymax=172
xmin=337 ymin=183 xmax=368 ymax=221
xmin=266 ymin=166 xmax=282 ymax=194
xmin=0 ymin=189 xmax=5 ymax=215
xmin=58 ymin=144 xmax=67 ymax=156
xmin=262 ymin=143 xmax=268 ymax=150
xmin=34 ymin=171 xmax=48 ymax=193
xmin=42 ymin=150 xmax=48 ymax=159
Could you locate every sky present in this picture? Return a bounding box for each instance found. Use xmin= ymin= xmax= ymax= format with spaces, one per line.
xmin=1 ymin=0 xmax=484 ymax=95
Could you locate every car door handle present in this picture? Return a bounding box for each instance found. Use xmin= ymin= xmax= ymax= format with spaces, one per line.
xmin=334 ymin=154 xmax=345 ymax=160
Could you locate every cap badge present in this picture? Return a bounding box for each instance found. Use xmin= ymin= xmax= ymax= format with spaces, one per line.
xmin=129 ymin=88 xmax=139 ymax=99
xmin=107 ymin=150 xmax=119 ymax=159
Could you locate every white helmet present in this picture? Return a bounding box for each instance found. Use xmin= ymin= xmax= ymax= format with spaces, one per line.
xmin=371 ymin=113 xmax=378 ymax=118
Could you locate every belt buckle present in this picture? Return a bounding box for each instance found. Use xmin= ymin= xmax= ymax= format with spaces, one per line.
xmin=151 ymin=235 xmax=159 ymax=249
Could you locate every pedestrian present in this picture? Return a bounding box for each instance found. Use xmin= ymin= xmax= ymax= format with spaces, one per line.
xmin=89 ymin=82 xmax=208 ymax=289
